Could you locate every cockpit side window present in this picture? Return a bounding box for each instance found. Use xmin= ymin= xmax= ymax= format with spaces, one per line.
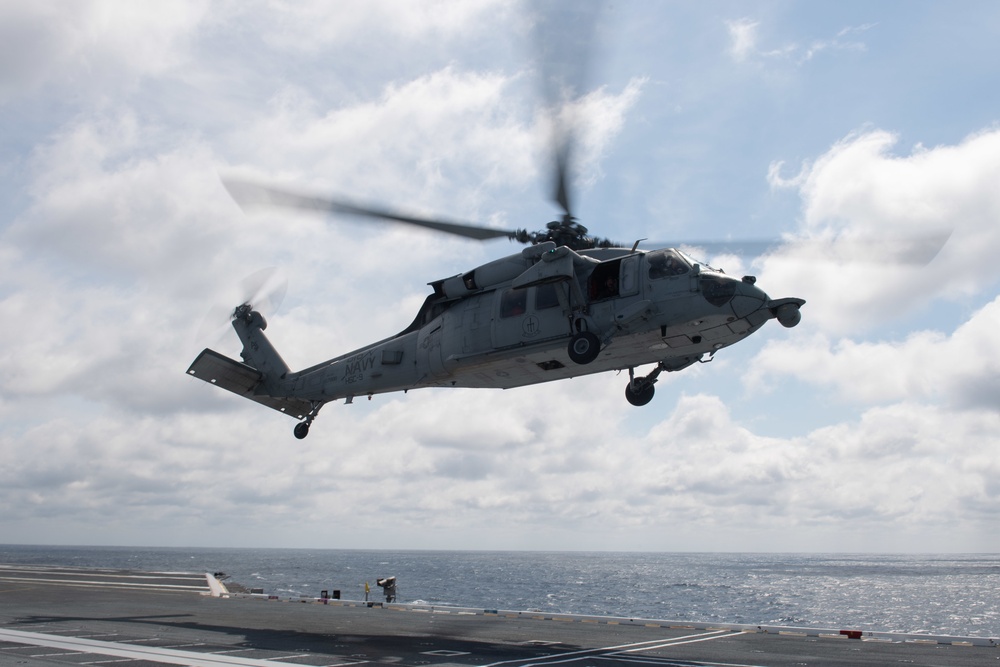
xmin=535 ymin=283 xmax=560 ymax=310
xmin=647 ymin=249 xmax=690 ymax=279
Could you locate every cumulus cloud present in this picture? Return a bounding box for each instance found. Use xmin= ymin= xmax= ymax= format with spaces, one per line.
xmin=10 ymin=114 xmax=232 ymax=281
xmin=747 ymin=295 xmax=1000 ymax=412
xmin=632 ymin=395 xmax=999 ymax=550
xmin=226 ymin=69 xmax=644 ymax=218
xmin=3 ymin=1 xmax=999 ymax=553
xmin=229 ymin=68 xmax=535 ymax=211
xmin=760 ymin=128 xmax=1000 ymax=333
xmin=7 ymin=381 xmax=996 ymax=550
xmin=0 ymin=0 xmax=205 ymax=102
xmin=0 ymin=0 xmax=651 ymax=550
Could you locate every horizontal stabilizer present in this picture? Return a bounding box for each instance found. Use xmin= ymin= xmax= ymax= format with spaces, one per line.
xmin=187 ymin=349 xmax=312 ymax=420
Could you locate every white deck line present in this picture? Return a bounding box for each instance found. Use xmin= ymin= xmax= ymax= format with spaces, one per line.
xmin=0 ymin=575 xmax=206 ymax=591
xmin=0 ymin=628 xmax=316 ymax=667
xmin=0 ymin=565 xmax=204 ymax=581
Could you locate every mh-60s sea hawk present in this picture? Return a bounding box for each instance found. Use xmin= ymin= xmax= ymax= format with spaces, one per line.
xmin=186 ymin=179 xmax=805 ymax=439
xmin=186 ymin=4 xmax=809 ymax=439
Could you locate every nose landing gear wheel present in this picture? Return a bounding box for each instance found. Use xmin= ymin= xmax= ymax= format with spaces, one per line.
xmin=294 ymin=421 xmax=310 ymax=439
xmin=568 ymin=331 xmax=601 ymax=365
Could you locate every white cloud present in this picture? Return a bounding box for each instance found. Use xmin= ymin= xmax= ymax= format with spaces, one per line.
xmin=250 ymin=0 xmax=509 ymax=53
xmin=726 ymin=18 xmax=760 ymax=63
xmin=9 ymin=114 xmax=233 ymax=282
xmin=760 ymin=127 xmax=1000 ymax=333
xmin=0 ymin=7 xmax=648 ymax=546
xmin=559 ymin=80 xmax=647 ymax=191
xmin=725 ymin=18 xmax=873 ymax=66
xmin=801 ymin=23 xmax=874 ymax=62
xmin=228 ymin=67 xmax=538 ymax=209
xmin=226 ymin=69 xmax=644 ymax=219
xmin=747 ymin=295 xmax=1000 ymax=412
xmin=0 ymin=0 xmax=205 ymax=102
xmin=3 ymin=1 xmax=1000 ymax=555
xmin=633 ymin=395 xmax=1000 ymax=550
xmin=7 ymin=382 xmax=996 ymax=550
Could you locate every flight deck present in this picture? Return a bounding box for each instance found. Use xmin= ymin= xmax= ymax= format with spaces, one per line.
xmin=0 ymin=564 xmax=995 ymax=667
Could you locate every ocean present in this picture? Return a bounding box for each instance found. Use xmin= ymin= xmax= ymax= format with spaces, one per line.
xmin=1 ymin=546 xmax=997 ymax=638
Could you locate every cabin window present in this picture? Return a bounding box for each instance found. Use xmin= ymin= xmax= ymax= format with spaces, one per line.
xmin=500 ymin=288 xmax=527 ymax=317
xmin=619 ymin=255 xmax=639 ymax=296
xmin=535 ymin=283 xmax=560 ymax=310
xmin=647 ymin=249 xmax=690 ymax=279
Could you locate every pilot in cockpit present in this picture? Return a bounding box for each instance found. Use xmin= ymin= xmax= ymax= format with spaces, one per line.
xmin=648 ymin=250 xmax=688 ymax=279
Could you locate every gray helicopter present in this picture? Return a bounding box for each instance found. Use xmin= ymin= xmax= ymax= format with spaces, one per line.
xmin=186 ymin=4 xmax=805 ymax=439
xmin=187 ymin=178 xmax=805 ymax=439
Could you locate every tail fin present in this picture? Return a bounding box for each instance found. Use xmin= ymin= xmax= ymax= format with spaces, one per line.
xmin=230 ymin=304 xmax=290 ymax=383
xmin=187 ymin=306 xmax=308 ymax=419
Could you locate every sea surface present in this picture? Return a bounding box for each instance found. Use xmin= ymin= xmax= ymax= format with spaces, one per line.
xmin=2 ymin=546 xmax=998 ymax=638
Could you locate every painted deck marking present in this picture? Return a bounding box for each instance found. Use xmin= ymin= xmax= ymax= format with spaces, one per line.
xmin=0 ymin=628 xmax=320 ymax=667
xmin=482 ymin=630 xmax=738 ymax=667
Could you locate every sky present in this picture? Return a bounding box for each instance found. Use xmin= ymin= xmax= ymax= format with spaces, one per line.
xmin=2 ymin=0 xmax=1000 ymax=553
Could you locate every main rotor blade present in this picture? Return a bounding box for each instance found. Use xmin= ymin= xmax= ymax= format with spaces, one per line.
xmin=223 ymin=178 xmax=518 ymax=242
xmin=532 ymin=2 xmax=603 ymax=219
xmin=644 ymin=231 xmax=952 ymax=265
xmin=645 ymin=239 xmax=780 ymax=258
xmin=553 ymin=142 xmax=573 ymax=217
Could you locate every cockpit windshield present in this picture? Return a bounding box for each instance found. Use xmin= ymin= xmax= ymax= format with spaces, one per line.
xmin=676 ymin=249 xmax=722 ymax=272
xmin=676 ymin=249 xmax=701 ymax=267
xmin=646 ymin=249 xmax=690 ymax=279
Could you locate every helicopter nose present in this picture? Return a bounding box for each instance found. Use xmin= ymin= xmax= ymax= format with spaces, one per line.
xmin=730 ymin=276 xmax=768 ymax=319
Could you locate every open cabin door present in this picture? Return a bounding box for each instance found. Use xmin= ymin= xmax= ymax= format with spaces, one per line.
xmin=586 ymin=255 xmax=640 ymax=302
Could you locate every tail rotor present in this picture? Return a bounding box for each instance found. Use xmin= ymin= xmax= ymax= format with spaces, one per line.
xmin=195 ymin=267 xmax=288 ymax=344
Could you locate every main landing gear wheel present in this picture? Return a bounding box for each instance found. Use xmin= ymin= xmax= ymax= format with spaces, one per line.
xmin=568 ymin=331 xmax=601 ymax=365
xmin=625 ymin=381 xmax=655 ymax=406
xmin=294 ymin=421 xmax=310 ymax=439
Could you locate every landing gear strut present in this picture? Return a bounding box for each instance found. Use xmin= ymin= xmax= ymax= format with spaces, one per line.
xmin=293 ymin=401 xmax=325 ymax=439
xmin=625 ymin=365 xmax=662 ymax=407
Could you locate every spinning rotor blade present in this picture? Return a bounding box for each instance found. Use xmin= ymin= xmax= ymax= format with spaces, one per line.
xmin=533 ymin=2 xmax=602 ymax=221
xmin=771 ymin=230 xmax=953 ymax=265
xmin=647 ymin=230 xmax=952 ymax=265
xmin=238 ymin=266 xmax=287 ymax=316
xmin=553 ymin=142 xmax=573 ymax=218
xmin=223 ymin=178 xmax=518 ymax=242
xmin=195 ymin=267 xmax=288 ymax=344
xmin=641 ymin=238 xmax=787 ymax=259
